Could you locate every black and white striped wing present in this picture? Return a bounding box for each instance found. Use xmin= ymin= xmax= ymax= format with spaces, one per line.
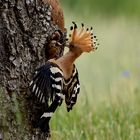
xmin=29 ymin=62 xmax=64 ymax=104
xmin=49 ymin=64 xmax=64 ymax=104
xmin=30 ymin=63 xmax=64 ymax=133
xmin=64 ymin=65 xmax=80 ymax=112
xmin=29 ymin=64 xmax=52 ymax=103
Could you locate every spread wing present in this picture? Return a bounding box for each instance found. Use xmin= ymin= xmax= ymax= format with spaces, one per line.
xmin=29 ymin=62 xmax=64 ymax=104
xmin=29 ymin=63 xmax=52 ymax=103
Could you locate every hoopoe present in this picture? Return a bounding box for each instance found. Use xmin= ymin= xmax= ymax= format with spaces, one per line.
xmin=29 ymin=22 xmax=98 ymax=135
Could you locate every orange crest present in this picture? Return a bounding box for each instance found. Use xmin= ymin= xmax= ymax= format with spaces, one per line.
xmin=68 ymin=22 xmax=98 ymax=53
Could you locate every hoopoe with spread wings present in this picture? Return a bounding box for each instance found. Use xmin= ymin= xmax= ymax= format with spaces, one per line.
xmin=29 ymin=22 xmax=98 ymax=135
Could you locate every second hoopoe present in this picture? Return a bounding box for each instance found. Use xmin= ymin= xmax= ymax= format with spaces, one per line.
xmin=29 ymin=22 xmax=98 ymax=136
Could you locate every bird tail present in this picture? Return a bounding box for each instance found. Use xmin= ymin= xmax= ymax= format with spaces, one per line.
xmin=37 ymin=115 xmax=51 ymax=133
xmin=37 ymin=98 xmax=60 ymax=133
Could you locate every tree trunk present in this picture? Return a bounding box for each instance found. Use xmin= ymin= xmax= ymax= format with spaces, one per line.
xmin=0 ymin=0 xmax=66 ymax=139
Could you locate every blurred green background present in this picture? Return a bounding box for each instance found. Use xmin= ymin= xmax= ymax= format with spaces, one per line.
xmin=51 ymin=0 xmax=140 ymax=140
xmin=61 ymin=0 xmax=140 ymax=18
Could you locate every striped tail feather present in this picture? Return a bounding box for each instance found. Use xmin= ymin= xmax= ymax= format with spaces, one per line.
xmin=37 ymin=116 xmax=50 ymax=133
xmin=37 ymin=95 xmax=63 ymax=133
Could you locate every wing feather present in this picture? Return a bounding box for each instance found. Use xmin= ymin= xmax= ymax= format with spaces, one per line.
xmin=29 ymin=62 xmax=64 ymax=104
xmin=29 ymin=63 xmax=52 ymax=103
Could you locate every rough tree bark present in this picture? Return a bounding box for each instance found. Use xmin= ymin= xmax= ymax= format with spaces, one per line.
xmin=0 ymin=0 xmax=66 ymax=139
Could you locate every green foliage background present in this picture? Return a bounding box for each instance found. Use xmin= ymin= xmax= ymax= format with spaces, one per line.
xmin=50 ymin=0 xmax=140 ymax=140
xmin=61 ymin=0 xmax=140 ymax=17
